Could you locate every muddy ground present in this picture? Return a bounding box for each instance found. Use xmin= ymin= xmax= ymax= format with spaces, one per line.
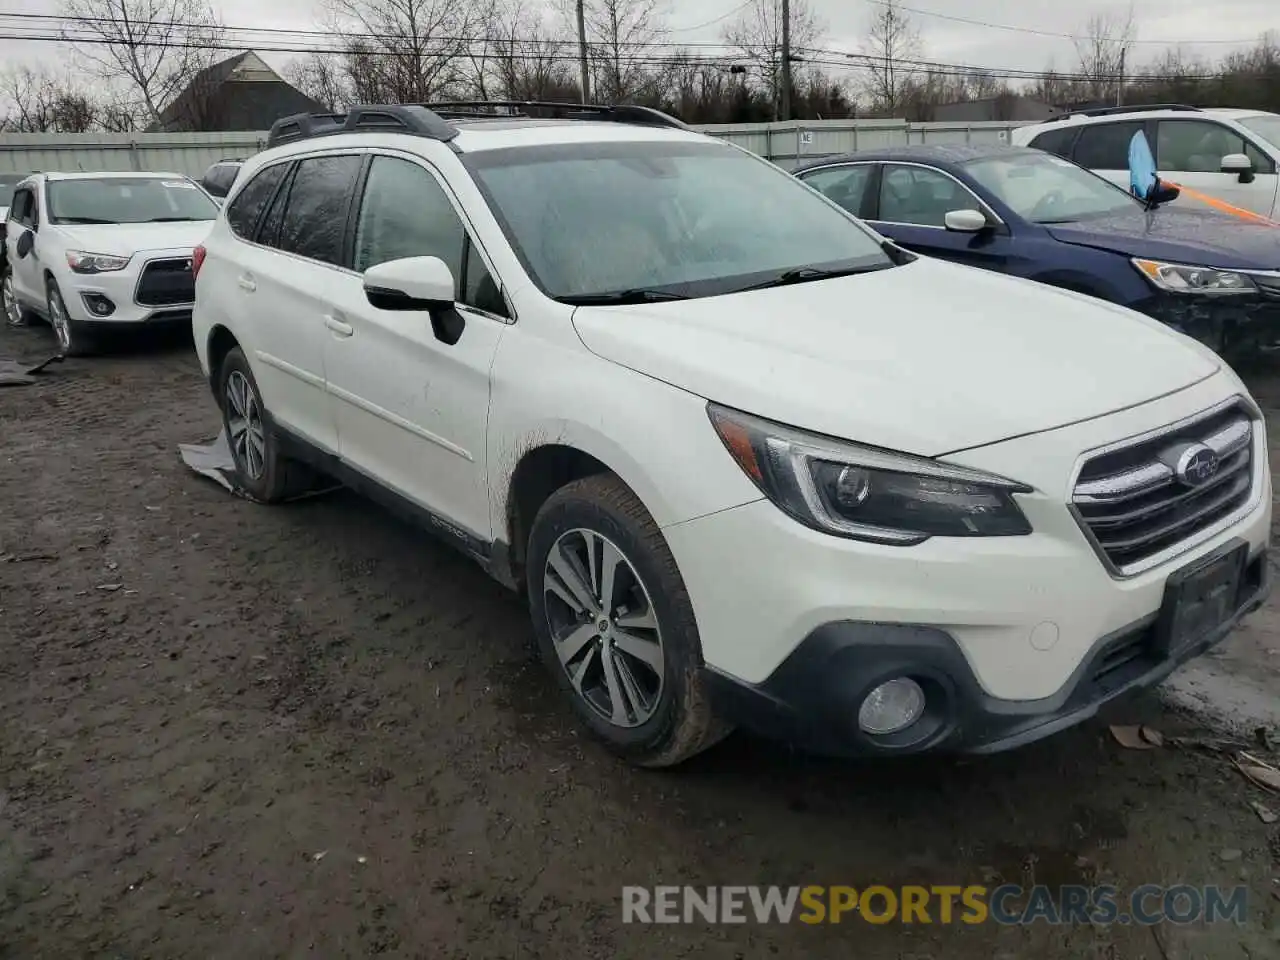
xmin=1 ymin=322 xmax=1279 ymax=960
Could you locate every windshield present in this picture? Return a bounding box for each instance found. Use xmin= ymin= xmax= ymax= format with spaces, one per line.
xmin=1238 ymin=115 xmax=1280 ymax=152
xmin=47 ymin=177 xmax=218 ymax=225
xmin=965 ymin=151 xmax=1140 ymax=223
xmin=465 ymin=141 xmax=894 ymax=301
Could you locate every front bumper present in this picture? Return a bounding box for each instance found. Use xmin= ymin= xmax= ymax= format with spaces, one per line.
xmin=60 ymin=249 xmax=195 ymax=327
xmin=702 ymin=545 xmax=1269 ymax=756
xmin=1135 ymin=286 xmax=1280 ymax=359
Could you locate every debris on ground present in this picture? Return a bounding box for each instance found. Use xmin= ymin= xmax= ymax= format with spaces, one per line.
xmin=178 ymin=429 xmax=339 ymax=502
xmin=1236 ymin=753 xmax=1280 ymax=793
xmin=0 ymin=354 xmax=63 ymax=387
xmin=1249 ymin=800 xmax=1278 ymax=824
xmin=1219 ymin=848 xmax=1243 ymax=862
xmin=1110 ymin=725 xmax=1164 ymax=749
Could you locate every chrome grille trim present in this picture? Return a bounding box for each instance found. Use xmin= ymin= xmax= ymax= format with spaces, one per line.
xmin=1067 ymin=395 xmax=1264 ymax=578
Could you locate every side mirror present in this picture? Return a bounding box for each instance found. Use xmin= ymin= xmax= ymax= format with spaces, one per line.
xmin=363 ymin=255 xmax=465 ymax=345
xmin=944 ymin=209 xmax=988 ymax=233
xmin=1220 ymin=153 xmax=1255 ymax=183
xmin=1148 ymin=179 xmax=1181 ymax=206
xmin=15 ymin=229 xmax=33 ymax=259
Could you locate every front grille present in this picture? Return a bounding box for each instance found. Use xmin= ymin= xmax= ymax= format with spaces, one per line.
xmin=135 ymin=257 xmax=194 ymax=306
xmin=1071 ymin=401 xmax=1257 ymax=573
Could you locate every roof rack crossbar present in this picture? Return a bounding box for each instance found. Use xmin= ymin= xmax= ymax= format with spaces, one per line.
xmin=420 ymin=100 xmax=690 ymax=130
xmin=1071 ymin=103 xmax=1202 ymax=118
xmin=266 ymin=105 xmax=460 ymax=147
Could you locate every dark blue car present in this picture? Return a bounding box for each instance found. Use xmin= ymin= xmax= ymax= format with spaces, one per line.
xmin=793 ymin=143 xmax=1280 ymax=359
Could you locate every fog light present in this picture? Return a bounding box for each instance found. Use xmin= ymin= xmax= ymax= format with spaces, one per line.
xmin=82 ymin=293 xmax=115 ymax=316
xmin=858 ymin=678 xmax=926 ymax=735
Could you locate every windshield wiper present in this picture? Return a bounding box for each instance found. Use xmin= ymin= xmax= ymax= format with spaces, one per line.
xmin=143 ymin=216 xmax=206 ymax=222
xmin=736 ymin=264 xmax=891 ymax=293
xmin=557 ymin=289 xmax=690 ymax=306
xmin=55 ymin=216 xmax=114 ymax=224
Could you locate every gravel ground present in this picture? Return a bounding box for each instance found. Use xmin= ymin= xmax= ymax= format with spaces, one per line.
xmin=2 ymin=322 xmax=1279 ymax=959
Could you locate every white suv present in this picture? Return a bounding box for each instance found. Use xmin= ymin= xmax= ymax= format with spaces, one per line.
xmin=3 ymin=172 xmax=219 ymax=355
xmin=1011 ymin=105 xmax=1280 ymax=219
xmin=192 ymin=102 xmax=1272 ymax=766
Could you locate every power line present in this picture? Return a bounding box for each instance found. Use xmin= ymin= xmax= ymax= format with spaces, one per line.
xmin=862 ymin=0 xmax=1264 ymax=46
xmin=668 ymin=0 xmax=753 ymax=34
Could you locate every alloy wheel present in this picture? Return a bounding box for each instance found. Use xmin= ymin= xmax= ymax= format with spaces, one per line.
xmin=47 ymin=289 xmax=70 ymax=351
xmin=3 ymin=272 xmax=22 ymax=327
xmin=225 ymin=370 xmax=267 ymax=480
xmin=542 ymin=528 xmax=666 ymax=728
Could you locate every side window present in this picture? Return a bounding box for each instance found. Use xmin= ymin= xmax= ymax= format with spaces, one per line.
xmin=1028 ymin=127 xmax=1077 ymax=159
xmin=878 ymin=165 xmax=975 ymax=226
xmin=1073 ymin=120 xmax=1144 ymax=169
xmin=1157 ymin=120 xmax=1276 ymax=174
xmin=799 ymin=165 xmax=874 ymax=216
xmin=354 ymin=156 xmax=465 ymax=280
xmin=277 ymin=155 xmax=363 ymax=266
xmin=226 ymin=163 xmax=289 ymax=239
xmin=9 ymin=189 xmax=31 ymax=225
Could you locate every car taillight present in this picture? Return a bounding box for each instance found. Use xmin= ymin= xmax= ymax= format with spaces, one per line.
xmin=192 ymin=245 xmax=207 ymax=280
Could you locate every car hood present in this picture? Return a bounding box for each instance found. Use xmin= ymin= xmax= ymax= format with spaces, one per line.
xmin=55 ymin=220 xmax=214 ymax=254
xmin=570 ymin=258 xmax=1219 ymax=457
xmin=1046 ymin=207 xmax=1280 ymax=270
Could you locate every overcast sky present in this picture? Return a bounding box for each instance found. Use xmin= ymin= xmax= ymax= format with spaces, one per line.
xmin=2 ymin=0 xmax=1277 ymax=87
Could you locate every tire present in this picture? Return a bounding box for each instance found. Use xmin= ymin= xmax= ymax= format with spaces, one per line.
xmin=217 ymin=346 xmax=311 ymax=502
xmin=527 ymin=474 xmax=731 ymax=767
xmin=2 ymin=265 xmax=32 ymax=327
xmin=46 ymin=278 xmax=96 ymax=356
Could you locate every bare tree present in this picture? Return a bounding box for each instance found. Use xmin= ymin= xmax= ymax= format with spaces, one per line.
xmin=1073 ymin=9 xmax=1135 ymax=104
xmin=0 ymin=66 xmax=101 ymax=132
xmin=489 ymin=0 xmax=580 ymax=100
xmin=561 ymin=0 xmax=668 ymax=103
xmin=285 ymin=54 xmax=353 ymax=111
xmin=862 ymin=0 xmax=922 ymax=116
xmin=723 ymin=0 xmax=824 ymax=119
xmin=326 ymin=0 xmax=489 ymax=103
xmin=60 ymin=0 xmax=225 ymax=128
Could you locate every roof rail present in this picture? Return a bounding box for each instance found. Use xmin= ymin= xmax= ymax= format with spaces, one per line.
xmin=1070 ymin=103 xmax=1202 ymax=118
xmin=421 ymin=100 xmax=691 ymax=130
xmin=266 ymin=105 xmax=460 ymax=148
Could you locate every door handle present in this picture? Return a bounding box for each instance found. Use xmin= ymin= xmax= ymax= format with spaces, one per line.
xmin=237 ymin=275 xmax=256 ymax=292
xmin=325 ymin=315 xmax=353 ymax=338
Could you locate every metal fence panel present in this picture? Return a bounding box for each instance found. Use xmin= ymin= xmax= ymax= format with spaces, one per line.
xmin=0 ymin=120 xmax=1036 ymax=177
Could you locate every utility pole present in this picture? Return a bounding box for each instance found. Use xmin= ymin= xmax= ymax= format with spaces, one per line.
xmin=1116 ymin=45 xmax=1126 ymax=107
xmin=576 ymin=0 xmax=591 ymax=104
xmin=780 ymin=0 xmax=792 ymax=121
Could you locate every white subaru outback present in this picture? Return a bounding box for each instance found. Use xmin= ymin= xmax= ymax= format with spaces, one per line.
xmin=192 ymin=102 xmax=1272 ymax=766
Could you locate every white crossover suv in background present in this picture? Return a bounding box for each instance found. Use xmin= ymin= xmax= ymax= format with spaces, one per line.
xmin=1011 ymin=105 xmax=1280 ymax=219
xmin=3 ymin=171 xmax=219 ymax=355
xmin=192 ymin=102 xmax=1271 ymax=767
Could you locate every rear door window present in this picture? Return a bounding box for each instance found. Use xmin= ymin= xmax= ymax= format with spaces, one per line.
xmin=799 ymin=164 xmax=875 ymax=217
xmin=1072 ymin=121 xmax=1144 ymax=169
xmin=226 ymin=162 xmax=289 ymax=239
xmin=1028 ymin=127 xmax=1078 ymax=159
xmin=276 ymin=155 xmax=364 ymax=267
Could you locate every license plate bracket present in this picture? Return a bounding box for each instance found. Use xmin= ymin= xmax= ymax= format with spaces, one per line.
xmin=1153 ymin=540 xmax=1249 ymax=657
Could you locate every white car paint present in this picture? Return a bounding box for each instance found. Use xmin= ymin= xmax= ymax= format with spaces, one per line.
xmin=1012 ymin=108 xmax=1280 ymax=220
xmin=193 ymin=111 xmax=1272 ymax=758
xmin=3 ymin=171 xmax=217 ymax=346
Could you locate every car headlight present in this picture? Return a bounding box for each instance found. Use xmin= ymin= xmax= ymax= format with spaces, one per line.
xmin=66 ymin=250 xmax=131 ymax=274
xmin=708 ymin=403 xmax=1033 ymax=544
xmin=1133 ymin=258 xmax=1257 ymax=295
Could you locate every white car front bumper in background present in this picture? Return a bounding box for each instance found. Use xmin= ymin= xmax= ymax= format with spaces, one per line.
xmin=60 ymin=248 xmax=197 ymax=326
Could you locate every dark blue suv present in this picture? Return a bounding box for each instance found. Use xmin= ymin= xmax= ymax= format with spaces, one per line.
xmin=794 ymin=144 xmax=1280 ymax=360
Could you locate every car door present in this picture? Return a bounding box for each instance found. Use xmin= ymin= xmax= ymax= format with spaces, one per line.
xmin=795 ymin=162 xmax=877 ymax=219
xmin=1155 ymin=118 xmax=1279 ymax=218
xmin=226 ymin=154 xmax=359 ymax=453
xmin=867 ymin=163 xmax=1015 ymax=272
xmin=321 ymin=152 xmax=507 ymax=544
xmin=6 ymin=187 xmax=42 ymax=308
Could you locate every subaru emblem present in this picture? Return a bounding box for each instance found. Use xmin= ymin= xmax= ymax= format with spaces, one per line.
xmin=1174 ymin=443 xmax=1219 ymax=487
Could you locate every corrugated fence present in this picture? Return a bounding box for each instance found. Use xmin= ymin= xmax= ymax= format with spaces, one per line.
xmin=0 ymin=120 xmax=1035 ymax=177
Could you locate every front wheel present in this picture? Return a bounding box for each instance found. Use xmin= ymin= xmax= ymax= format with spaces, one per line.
xmin=3 ymin=266 xmax=31 ymax=327
xmin=527 ymin=474 xmax=731 ymax=767
xmin=46 ymin=278 xmax=95 ymax=356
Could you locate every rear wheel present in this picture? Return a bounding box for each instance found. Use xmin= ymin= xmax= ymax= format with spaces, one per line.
xmin=527 ymin=474 xmax=731 ymax=767
xmin=217 ymin=346 xmax=311 ymax=502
